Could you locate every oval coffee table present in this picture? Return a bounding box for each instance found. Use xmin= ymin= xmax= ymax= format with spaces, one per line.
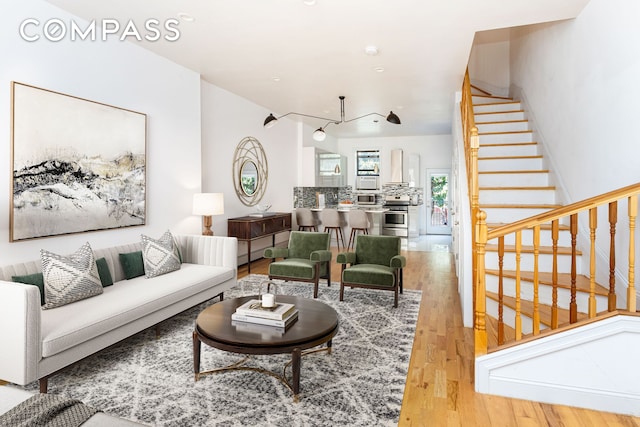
xmin=193 ymin=295 xmax=339 ymax=402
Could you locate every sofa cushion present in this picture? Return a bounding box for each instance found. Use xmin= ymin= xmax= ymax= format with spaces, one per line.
xmin=11 ymin=273 xmax=45 ymax=305
xmin=95 ymin=258 xmax=113 ymax=287
xmin=119 ymin=251 xmax=145 ymax=280
xmin=41 ymin=242 xmax=103 ymax=309
xmin=141 ymin=231 xmax=181 ymax=278
xmin=40 ymin=263 xmax=235 ymax=357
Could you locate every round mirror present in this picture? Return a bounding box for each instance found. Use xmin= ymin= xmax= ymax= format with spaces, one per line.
xmin=240 ymin=160 xmax=258 ymax=196
xmin=232 ymin=137 xmax=268 ymax=206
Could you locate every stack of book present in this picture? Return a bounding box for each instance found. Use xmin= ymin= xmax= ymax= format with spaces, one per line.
xmin=232 ymin=299 xmax=298 ymax=329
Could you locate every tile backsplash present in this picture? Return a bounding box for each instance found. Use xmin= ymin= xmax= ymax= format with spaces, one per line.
xmin=293 ymin=185 xmax=423 ymax=208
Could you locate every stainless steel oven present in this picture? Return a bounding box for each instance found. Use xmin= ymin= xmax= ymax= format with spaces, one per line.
xmin=382 ymin=195 xmax=409 ymax=237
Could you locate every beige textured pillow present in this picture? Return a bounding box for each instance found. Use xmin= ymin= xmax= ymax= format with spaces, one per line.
xmin=141 ymin=230 xmax=181 ymax=278
xmin=41 ymin=242 xmax=103 ymax=309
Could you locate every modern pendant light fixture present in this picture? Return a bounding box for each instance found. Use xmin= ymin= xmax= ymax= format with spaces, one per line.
xmin=263 ymin=96 xmax=401 ymax=141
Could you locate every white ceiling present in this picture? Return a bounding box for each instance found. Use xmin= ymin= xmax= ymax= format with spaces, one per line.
xmin=47 ymin=0 xmax=590 ymax=139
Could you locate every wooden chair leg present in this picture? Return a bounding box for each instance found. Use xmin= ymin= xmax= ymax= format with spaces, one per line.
xmin=327 ymin=261 xmax=332 ymax=287
xmin=39 ymin=377 xmax=48 ymax=393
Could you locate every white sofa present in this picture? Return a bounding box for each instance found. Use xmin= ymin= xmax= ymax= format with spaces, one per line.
xmin=0 ymin=234 xmax=238 ymax=393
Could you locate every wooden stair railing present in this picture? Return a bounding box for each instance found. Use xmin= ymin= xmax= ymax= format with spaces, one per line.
xmin=462 ymin=72 xmax=639 ymax=357
xmin=475 ymin=183 xmax=640 ymax=355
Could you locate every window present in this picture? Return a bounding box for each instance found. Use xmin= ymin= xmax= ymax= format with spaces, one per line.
xmin=356 ymin=150 xmax=380 ymax=176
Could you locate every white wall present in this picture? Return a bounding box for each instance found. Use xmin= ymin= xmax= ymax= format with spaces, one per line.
xmin=337 ymin=135 xmax=453 ymax=234
xmin=468 ymin=29 xmax=511 ymax=96
xmin=508 ymin=0 xmax=640 ymax=299
xmin=200 ymin=83 xmax=299 ymax=261
xmin=0 ymin=1 xmax=202 ymax=264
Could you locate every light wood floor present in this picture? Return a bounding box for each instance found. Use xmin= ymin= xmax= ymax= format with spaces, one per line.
xmin=239 ymin=247 xmax=640 ymax=427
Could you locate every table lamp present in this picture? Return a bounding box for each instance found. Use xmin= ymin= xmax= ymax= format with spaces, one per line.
xmin=193 ymin=193 xmax=224 ymax=236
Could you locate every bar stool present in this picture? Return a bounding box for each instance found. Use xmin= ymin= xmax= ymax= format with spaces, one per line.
xmin=321 ymin=208 xmax=346 ymax=249
xmin=347 ymin=209 xmax=370 ymax=250
xmin=295 ymin=208 xmax=319 ymax=231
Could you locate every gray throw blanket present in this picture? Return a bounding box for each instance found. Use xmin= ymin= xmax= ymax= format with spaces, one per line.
xmin=0 ymin=393 xmax=99 ymax=427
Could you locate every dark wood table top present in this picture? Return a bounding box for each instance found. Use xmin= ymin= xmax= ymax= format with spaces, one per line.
xmin=195 ymin=295 xmax=339 ymax=355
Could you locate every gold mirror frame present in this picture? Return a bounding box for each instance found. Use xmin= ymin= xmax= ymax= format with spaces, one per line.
xmin=232 ymin=137 xmax=268 ymax=206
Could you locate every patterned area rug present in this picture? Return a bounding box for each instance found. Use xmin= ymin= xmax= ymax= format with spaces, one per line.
xmin=24 ymin=274 xmax=421 ymax=426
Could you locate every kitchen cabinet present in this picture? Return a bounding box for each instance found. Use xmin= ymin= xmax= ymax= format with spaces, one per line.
xmin=408 ymin=206 xmax=419 ymax=238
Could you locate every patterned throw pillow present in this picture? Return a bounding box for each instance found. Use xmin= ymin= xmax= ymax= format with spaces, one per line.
xmin=141 ymin=230 xmax=181 ymax=278
xmin=41 ymin=242 xmax=103 ymax=310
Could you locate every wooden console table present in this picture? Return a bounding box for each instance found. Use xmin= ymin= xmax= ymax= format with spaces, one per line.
xmin=227 ymin=212 xmax=292 ymax=273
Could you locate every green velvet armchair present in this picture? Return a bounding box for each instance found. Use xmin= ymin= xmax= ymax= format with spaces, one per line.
xmin=263 ymin=231 xmax=332 ymax=298
xmin=337 ymin=235 xmax=406 ymax=307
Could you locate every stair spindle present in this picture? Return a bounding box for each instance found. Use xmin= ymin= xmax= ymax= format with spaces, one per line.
xmin=609 ymin=202 xmax=617 ymax=311
xmin=551 ymin=220 xmax=559 ymax=328
xmin=628 ymin=195 xmax=637 ymax=312
xmin=498 ymin=236 xmax=505 ymax=345
xmin=589 ymin=208 xmax=597 ymax=317
xmin=533 ymin=225 xmax=540 ymax=335
xmin=515 ymin=231 xmax=522 ymax=340
xmin=570 ymin=214 xmax=578 ymax=323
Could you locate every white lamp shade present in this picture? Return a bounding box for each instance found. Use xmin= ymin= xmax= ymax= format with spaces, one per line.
xmin=313 ymin=128 xmax=326 ymax=142
xmin=193 ymin=193 xmax=224 ymax=215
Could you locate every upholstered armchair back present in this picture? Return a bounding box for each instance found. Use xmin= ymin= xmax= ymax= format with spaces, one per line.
xmin=355 ymin=235 xmax=401 ymax=266
xmin=288 ymin=231 xmax=330 ymax=259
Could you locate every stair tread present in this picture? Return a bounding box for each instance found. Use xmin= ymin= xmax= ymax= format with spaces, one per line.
xmin=475 ymin=109 xmax=525 ymax=115
xmin=481 ymin=203 xmax=561 ymax=209
xmin=474 ymin=101 xmax=521 ymax=107
xmin=471 ymin=93 xmax=512 ymax=100
xmin=480 ymin=186 xmax=556 ymax=191
xmin=479 ymin=155 xmax=543 ymax=160
xmin=486 ymin=269 xmax=609 ymax=296
xmin=479 ymin=170 xmax=549 ymax=174
xmin=485 ymin=244 xmax=580 ymax=255
xmin=480 ymin=142 xmax=537 ymax=147
xmin=479 ymin=130 xmax=533 ymax=136
xmin=476 ymin=119 xmax=529 ymax=125
xmin=486 ymin=291 xmax=588 ymax=327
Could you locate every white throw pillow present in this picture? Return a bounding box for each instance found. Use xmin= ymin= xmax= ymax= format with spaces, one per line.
xmin=41 ymin=242 xmax=103 ymax=309
xmin=141 ymin=230 xmax=181 ymax=278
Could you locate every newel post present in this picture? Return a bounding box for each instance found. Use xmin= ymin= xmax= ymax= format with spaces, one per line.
xmin=475 ymin=210 xmax=488 ymax=357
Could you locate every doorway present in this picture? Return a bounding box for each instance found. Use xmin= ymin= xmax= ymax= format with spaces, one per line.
xmin=426 ymin=169 xmax=452 ymax=235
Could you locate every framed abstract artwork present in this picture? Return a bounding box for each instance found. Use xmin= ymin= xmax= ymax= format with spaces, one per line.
xmin=10 ymin=82 xmax=147 ymax=241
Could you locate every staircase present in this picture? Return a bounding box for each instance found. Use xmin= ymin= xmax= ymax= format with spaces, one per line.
xmin=461 ymin=74 xmax=640 ymax=417
xmin=471 ymin=90 xmax=610 ymax=344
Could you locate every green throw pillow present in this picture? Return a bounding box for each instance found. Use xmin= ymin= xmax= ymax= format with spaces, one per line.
xmin=119 ymin=251 xmax=145 ymax=279
xmin=96 ymin=257 xmax=113 ymax=287
xmin=12 ymin=273 xmax=45 ymax=305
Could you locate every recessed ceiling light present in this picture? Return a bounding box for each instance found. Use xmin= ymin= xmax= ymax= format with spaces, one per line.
xmin=373 ymin=66 xmax=385 ymax=73
xmin=272 ymin=77 xmax=281 ymax=82
xmin=177 ymin=12 xmax=195 ymax=22
xmin=364 ymin=46 xmax=379 ymax=56
xmin=303 ymin=0 xmax=317 ymax=5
